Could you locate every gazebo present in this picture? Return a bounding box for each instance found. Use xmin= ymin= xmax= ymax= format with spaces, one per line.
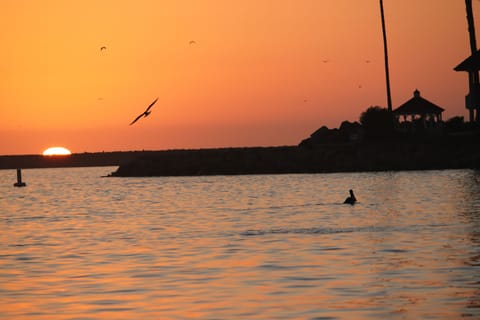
xmin=393 ymin=89 xmax=445 ymax=130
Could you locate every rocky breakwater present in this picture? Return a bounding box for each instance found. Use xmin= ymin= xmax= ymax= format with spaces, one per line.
xmin=110 ymin=138 xmax=480 ymax=177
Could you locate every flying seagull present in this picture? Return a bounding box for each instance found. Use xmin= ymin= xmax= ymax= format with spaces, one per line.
xmin=129 ymin=98 xmax=158 ymax=125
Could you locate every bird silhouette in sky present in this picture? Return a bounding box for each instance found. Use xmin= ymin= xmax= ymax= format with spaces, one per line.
xmin=100 ymin=46 xmax=107 ymax=51
xmin=189 ymin=40 xmax=196 ymax=45
xmin=129 ymin=98 xmax=158 ymax=125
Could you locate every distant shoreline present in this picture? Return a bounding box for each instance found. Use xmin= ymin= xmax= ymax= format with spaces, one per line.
xmin=1 ymin=138 xmax=479 ymax=176
xmin=0 ymin=151 xmax=144 ymax=170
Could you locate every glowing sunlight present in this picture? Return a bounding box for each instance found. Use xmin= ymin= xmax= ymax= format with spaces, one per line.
xmin=42 ymin=147 xmax=72 ymax=156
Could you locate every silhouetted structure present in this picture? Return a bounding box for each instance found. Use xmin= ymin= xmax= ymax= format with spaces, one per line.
xmin=393 ymin=90 xmax=444 ymax=133
xmin=454 ymin=0 xmax=480 ymax=123
xmin=455 ymin=50 xmax=480 ymax=123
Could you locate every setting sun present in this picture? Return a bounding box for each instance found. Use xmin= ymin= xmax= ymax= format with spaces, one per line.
xmin=0 ymin=1 xmax=475 ymax=156
xmin=42 ymin=147 xmax=72 ymax=156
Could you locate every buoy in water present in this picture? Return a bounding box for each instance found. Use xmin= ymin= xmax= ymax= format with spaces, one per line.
xmin=13 ymin=168 xmax=26 ymax=187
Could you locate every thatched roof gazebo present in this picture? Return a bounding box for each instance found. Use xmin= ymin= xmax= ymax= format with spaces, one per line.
xmin=393 ymin=90 xmax=445 ymax=130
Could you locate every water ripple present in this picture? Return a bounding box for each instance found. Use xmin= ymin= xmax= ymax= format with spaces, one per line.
xmin=0 ymin=167 xmax=479 ymax=319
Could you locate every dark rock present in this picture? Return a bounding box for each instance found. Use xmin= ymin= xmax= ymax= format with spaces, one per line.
xmin=110 ymin=138 xmax=480 ymax=177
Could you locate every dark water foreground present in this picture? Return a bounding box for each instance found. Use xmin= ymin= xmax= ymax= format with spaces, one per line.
xmin=111 ymin=139 xmax=480 ymax=177
xmin=1 ymin=168 xmax=479 ymax=319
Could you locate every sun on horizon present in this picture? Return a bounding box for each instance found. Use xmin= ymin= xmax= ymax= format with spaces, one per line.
xmin=42 ymin=147 xmax=72 ymax=156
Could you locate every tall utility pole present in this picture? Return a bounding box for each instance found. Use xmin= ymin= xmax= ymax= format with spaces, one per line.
xmin=465 ymin=0 xmax=479 ymax=123
xmin=380 ymin=0 xmax=393 ymax=113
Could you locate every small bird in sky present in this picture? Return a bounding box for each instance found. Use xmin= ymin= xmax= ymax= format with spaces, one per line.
xmin=189 ymin=40 xmax=196 ymax=45
xmin=100 ymin=46 xmax=107 ymax=51
xmin=129 ymin=98 xmax=158 ymax=125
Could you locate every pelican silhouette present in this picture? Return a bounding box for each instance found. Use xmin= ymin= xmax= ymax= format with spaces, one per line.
xmin=344 ymin=189 xmax=357 ymax=205
xmin=129 ymin=98 xmax=158 ymax=125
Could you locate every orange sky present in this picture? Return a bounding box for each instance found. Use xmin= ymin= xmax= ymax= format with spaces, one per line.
xmin=0 ymin=0 xmax=478 ymax=155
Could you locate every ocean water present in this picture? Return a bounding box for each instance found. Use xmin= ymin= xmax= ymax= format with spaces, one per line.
xmin=0 ymin=167 xmax=479 ymax=319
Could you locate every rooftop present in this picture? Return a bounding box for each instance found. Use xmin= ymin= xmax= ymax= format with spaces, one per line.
xmin=393 ymin=90 xmax=445 ymax=115
xmin=454 ymin=50 xmax=480 ymax=72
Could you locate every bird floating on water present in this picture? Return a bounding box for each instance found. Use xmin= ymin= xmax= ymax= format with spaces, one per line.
xmin=129 ymin=98 xmax=158 ymax=125
xmin=344 ymin=189 xmax=356 ymax=205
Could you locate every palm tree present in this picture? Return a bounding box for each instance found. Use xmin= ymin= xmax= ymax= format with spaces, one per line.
xmin=380 ymin=0 xmax=392 ymax=113
xmin=465 ymin=0 xmax=477 ymax=53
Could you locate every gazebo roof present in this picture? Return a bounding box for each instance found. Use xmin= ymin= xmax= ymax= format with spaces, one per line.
xmin=454 ymin=50 xmax=480 ymax=72
xmin=393 ymin=90 xmax=445 ymax=115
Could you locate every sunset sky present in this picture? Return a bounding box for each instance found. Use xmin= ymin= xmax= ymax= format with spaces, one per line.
xmin=0 ymin=0 xmax=478 ymax=155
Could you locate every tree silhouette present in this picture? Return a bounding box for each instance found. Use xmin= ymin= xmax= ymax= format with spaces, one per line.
xmin=445 ymin=116 xmax=466 ymax=132
xmin=360 ymin=106 xmax=394 ymax=139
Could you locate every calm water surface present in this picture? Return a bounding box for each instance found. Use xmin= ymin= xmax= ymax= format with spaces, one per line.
xmin=1 ymin=167 xmax=479 ymax=319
